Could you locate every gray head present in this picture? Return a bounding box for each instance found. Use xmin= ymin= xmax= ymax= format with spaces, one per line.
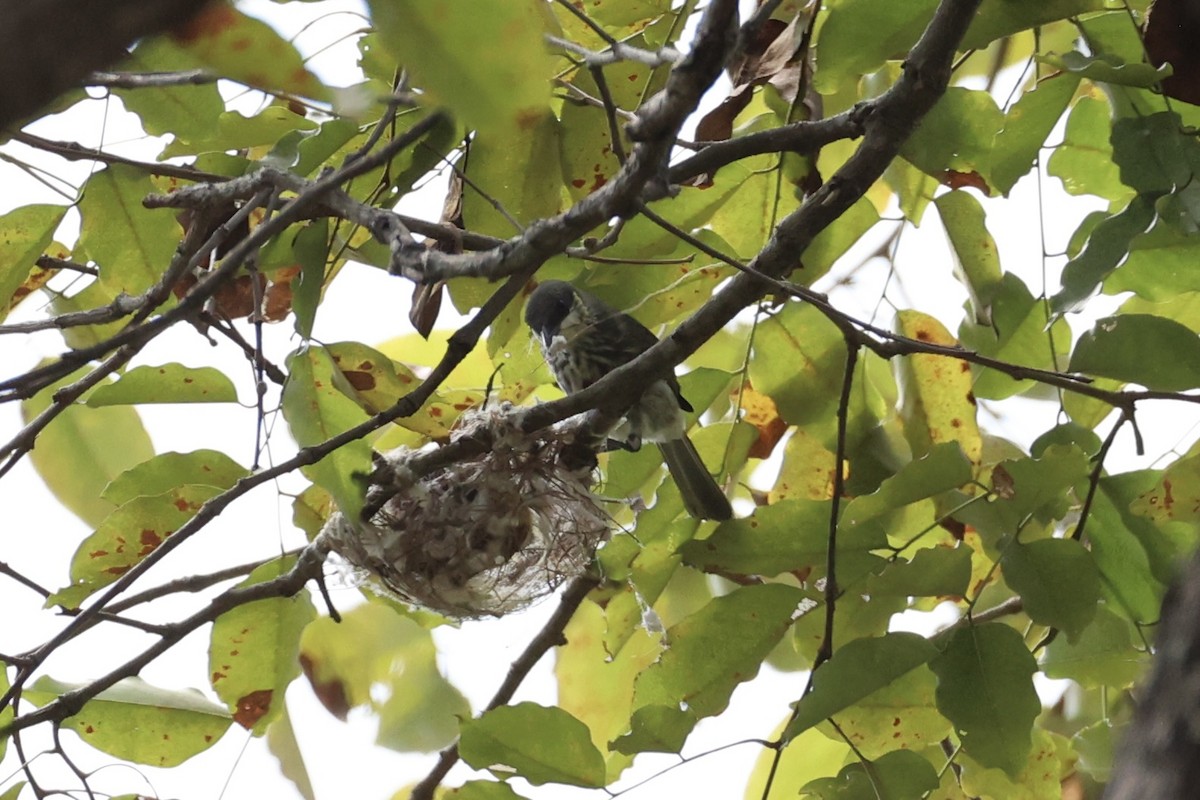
xmin=524 ymin=280 xmax=579 ymax=343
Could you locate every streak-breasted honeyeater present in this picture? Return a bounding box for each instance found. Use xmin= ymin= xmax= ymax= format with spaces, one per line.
xmin=524 ymin=280 xmax=732 ymax=521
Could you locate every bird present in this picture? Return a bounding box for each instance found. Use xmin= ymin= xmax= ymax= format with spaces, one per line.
xmin=524 ymin=280 xmax=733 ymax=521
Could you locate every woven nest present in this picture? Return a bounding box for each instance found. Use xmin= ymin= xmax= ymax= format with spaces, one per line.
xmin=318 ymin=404 xmax=611 ymax=618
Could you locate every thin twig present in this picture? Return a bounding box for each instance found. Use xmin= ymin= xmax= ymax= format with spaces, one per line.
xmin=9 ymin=131 xmax=230 ymax=184
xmin=408 ymin=574 xmax=601 ymax=800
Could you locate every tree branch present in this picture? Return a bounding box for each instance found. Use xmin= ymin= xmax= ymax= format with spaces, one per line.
xmin=409 ymin=574 xmax=601 ymax=800
xmin=2 ymin=545 xmax=327 ymax=734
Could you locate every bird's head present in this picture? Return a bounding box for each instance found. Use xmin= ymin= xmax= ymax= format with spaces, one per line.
xmin=524 ymin=280 xmax=581 ymax=345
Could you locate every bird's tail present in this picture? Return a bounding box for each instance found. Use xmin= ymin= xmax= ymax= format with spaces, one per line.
xmin=657 ymin=437 xmax=732 ymax=521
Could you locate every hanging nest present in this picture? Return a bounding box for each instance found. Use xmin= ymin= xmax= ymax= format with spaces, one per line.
xmin=318 ymin=403 xmax=611 ymax=618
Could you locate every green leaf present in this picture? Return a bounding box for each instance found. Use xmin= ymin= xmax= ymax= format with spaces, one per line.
xmin=842 ymin=442 xmax=973 ymax=527
xmin=447 ymin=782 xmax=531 ymax=800
xmin=930 ymin=623 xmax=1039 ymax=776
xmin=463 ymin=111 xmax=563 ymax=237
xmin=0 ymin=204 xmax=66 ymax=322
xmin=1073 ymin=720 xmax=1124 ymax=783
xmin=935 ymin=191 xmax=1003 ymax=323
xmin=747 ymin=725 xmax=851 ymax=798
xmin=1105 ymin=218 xmax=1200 ymax=300
xmin=171 ymin=2 xmax=328 ymax=99
xmin=20 ymin=366 xmax=155 ymax=527
xmin=209 ymin=557 xmax=316 ymax=735
xmin=299 ymin=603 xmax=469 ymax=752
xmin=1052 ymin=196 xmax=1156 ymax=314
xmin=0 ymin=667 xmax=9 ymax=762
xmin=266 ymin=706 xmax=316 ymax=800
xmin=368 ymin=0 xmax=553 ymax=134
xmin=813 ymin=0 xmax=937 ymax=93
xmin=748 ymin=302 xmax=847 ymax=424
xmin=894 ymin=311 xmax=983 ymax=469
xmin=815 ymin=666 xmax=952 ymax=759
xmin=1040 ymin=51 xmax=1171 ymax=88
xmin=786 ymin=633 xmax=937 ymax=741
xmin=960 ymin=0 xmax=1109 ymax=50
xmin=281 ymin=345 xmax=372 ymax=520
xmin=1088 ymin=483 xmax=1167 ymax=624
xmin=800 ymin=749 xmax=939 ymax=800
xmin=611 ymin=705 xmax=697 ymax=755
xmin=51 ymin=485 xmax=221 ymax=609
xmin=291 ymin=219 xmax=327 ymax=339
xmin=25 ymin=676 xmax=229 ymax=767
xmin=556 ymin=600 xmax=661 ymax=769
xmin=990 ymin=446 xmax=1091 ymax=531
xmin=1041 ymin=604 xmax=1146 ymax=687
xmin=162 ymin=107 xmax=318 ymax=157
xmin=85 ymin=364 xmax=237 ymax=406
xmin=1069 ymin=314 xmax=1200 ymax=391
xmin=959 ymin=273 xmax=1072 ymax=400
xmin=102 ymin=449 xmax=248 ymax=505
xmin=680 ymin=499 xmax=886 ymax=580
xmin=901 ymin=88 xmax=1003 ymax=182
xmin=458 ymin=703 xmax=606 ymax=788
xmin=958 ymin=728 xmax=1075 ymax=800
xmin=1001 ymin=538 xmax=1100 ymax=639
xmin=801 ymin=197 xmax=881 ymax=283
xmin=634 ymin=584 xmax=804 ymax=718
xmin=116 ymin=38 xmax=224 ymax=142
xmin=1111 ymin=111 xmax=1200 ymax=195
xmin=990 ymin=72 xmax=1079 ymax=196
xmin=79 ymin=165 xmax=183 ymax=294
xmin=863 ymin=546 xmax=972 ymax=598
xmin=1047 ymin=96 xmax=1134 ymax=202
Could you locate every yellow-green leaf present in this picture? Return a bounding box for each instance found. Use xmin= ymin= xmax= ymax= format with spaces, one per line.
xmin=21 ymin=365 xmax=155 ymax=527
xmin=209 ymin=557 xmax=316 ymax=735
xmin=79 ymin=165 xmax=182 ymax=294
xmin=85 ymin=364 xmax=237 ymax=406
xmin=51 ymin=484 xmax=221 ymax=609
xmin=281 ymin=345 xmax=373 ymax=520
xmin=368 ymin=0 xmax=553 ymax=134
xmin=0 ymin=204 xmax=66 ymax=322
xmin=25 ymin=676 xmax=230 ymax=767
xmin=171 ymin=2 xmax=329 ymax=100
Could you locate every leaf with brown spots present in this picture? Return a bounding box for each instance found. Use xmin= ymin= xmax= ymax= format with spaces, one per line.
xmin=299 ymin=653 xmax=351 ymax=721
xmin=84 ymin=363 xmax=237 ymax=406
xmin=299 ymin=603 xmax=470 ymax=752
xmin=49 ymin=484 xmax=223 ymax=610
xmin=172 ymin=1 xmax=329 ymax=100
xmin=737 ymin=383 xmax=789 ymax=459
xmin=769 ymin=427 xmax=838 ymax=503
xmin=786 ymin=633 xmax=940 ymax=744
xmin=894 ymin=310 xmax=982 ymax=474
xmin=1133 ymin=448 xmax=1200 ymax=525
xmin=24 ymin=676 xmax=230 ymax=767
xmin=233 ymin=689 xmax=274 ymax=730
xmin=0 ymin=204 xmax=67 ymax=323
xmin=208 ymin=557 xmax=316 ymax=736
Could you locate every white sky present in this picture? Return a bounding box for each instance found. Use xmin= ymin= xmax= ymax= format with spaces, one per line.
xmin=2 ymin=2 xmax=1197 ymax=799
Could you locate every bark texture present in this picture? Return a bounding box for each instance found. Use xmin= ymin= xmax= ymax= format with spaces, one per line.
xmin=1107 ymin=549 xmax=1200 ymax=798
xmin=0 ymin=0 xmax=213 ymax=130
